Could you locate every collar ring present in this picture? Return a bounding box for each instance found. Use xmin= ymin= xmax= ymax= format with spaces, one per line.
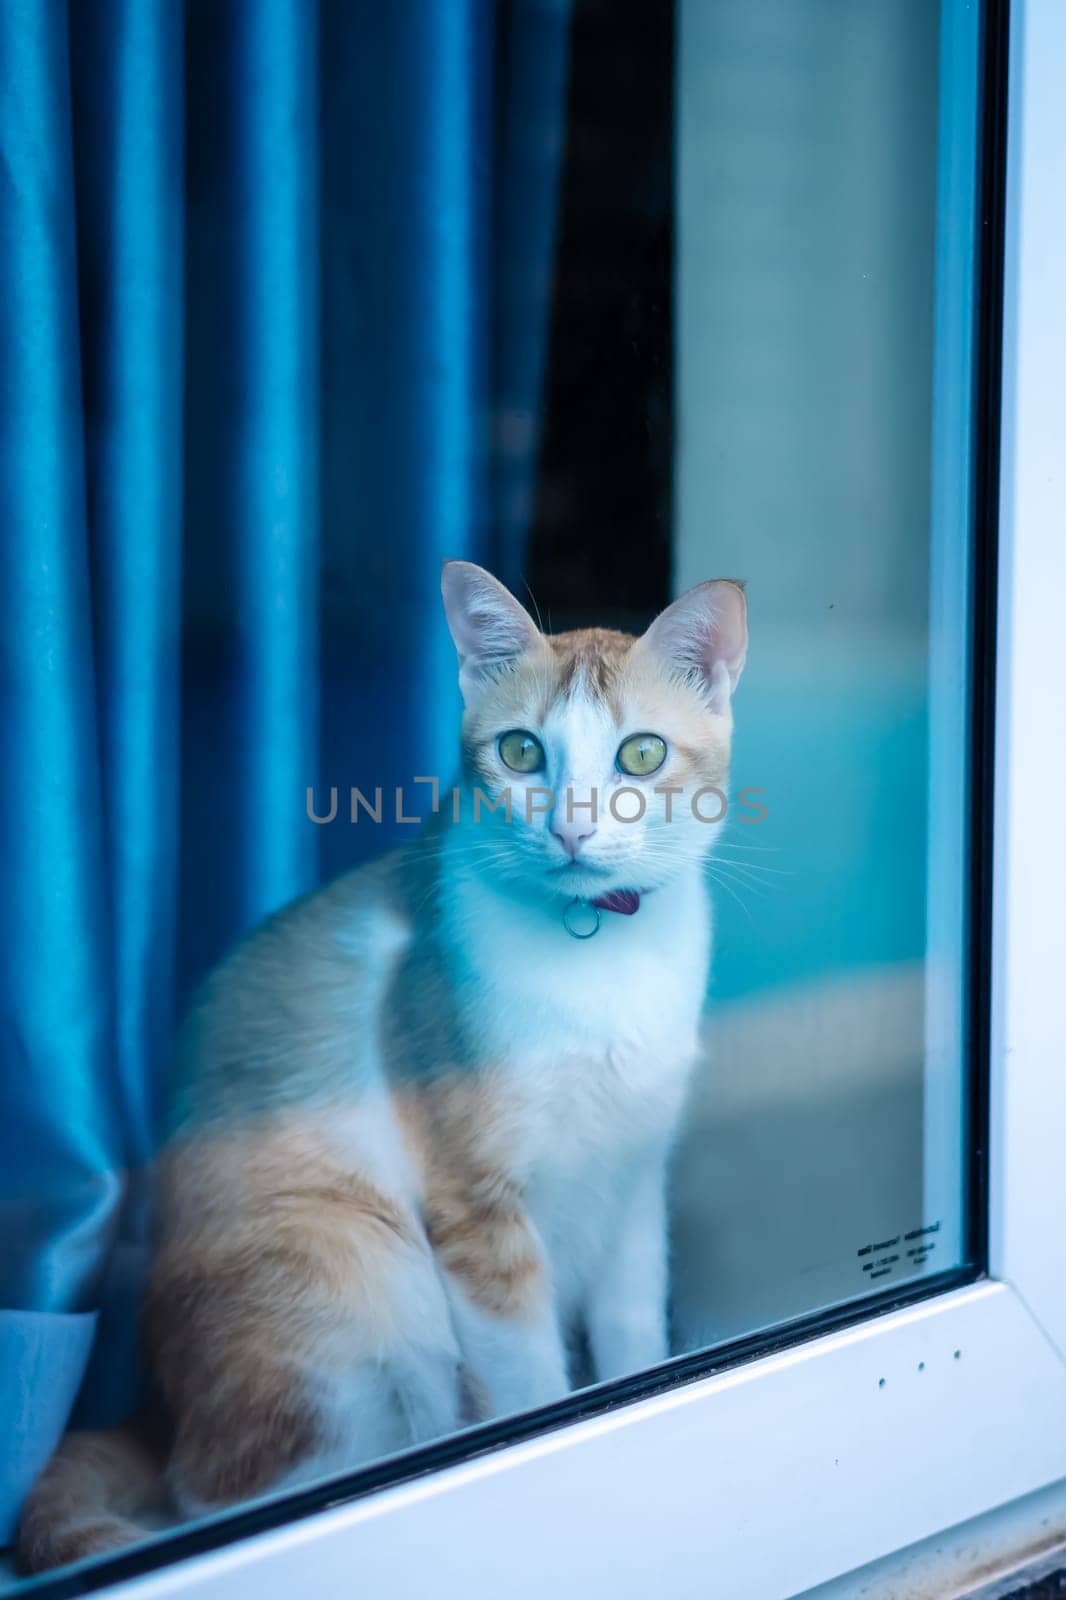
xmin=563 ymin=898 xmax=601 ymax=940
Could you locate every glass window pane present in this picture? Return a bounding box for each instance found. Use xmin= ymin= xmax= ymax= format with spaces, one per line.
xmin=0 ymin=0 xmax=996 ymax=1586
xmin=671 ymin=0 xmax=983 ymax=1345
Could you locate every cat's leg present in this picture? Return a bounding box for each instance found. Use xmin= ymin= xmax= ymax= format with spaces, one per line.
xmin=387 ymin=1254 xmax=468 ymax=1443
xmin=272 ymin=1251 xmax=466 ymax=1495
xmin=445 ymin=1285 xmax=570 ymax=1420
xmin=586 ymin=1150 xmax=670 ymax=1382
xmin=426 ymin=1189 xmax=570 ymax=1419
xmin=148 ymin=1148 xmax=463 ymax=1517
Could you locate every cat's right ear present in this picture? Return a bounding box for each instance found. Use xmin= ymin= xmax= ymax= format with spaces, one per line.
xmin=441 ymin=561 xmax=542 ymax=701
xmin=637 ymin=578 xmax=748 ymax=715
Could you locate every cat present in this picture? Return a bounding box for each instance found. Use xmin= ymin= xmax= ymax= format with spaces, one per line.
xmin=18 ymin=560 xmax=747 ymax=1572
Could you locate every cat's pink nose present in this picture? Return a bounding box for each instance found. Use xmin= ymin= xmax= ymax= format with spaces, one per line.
xmin=551 ymin=815 xmax=597 ymax=859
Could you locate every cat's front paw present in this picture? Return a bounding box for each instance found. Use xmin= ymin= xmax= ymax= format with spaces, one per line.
xmin=590 ymin=1313 xmax=669 ymax=1383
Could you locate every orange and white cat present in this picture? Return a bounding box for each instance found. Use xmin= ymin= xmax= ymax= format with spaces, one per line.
xmin=19 ymin=561 xmax=747 ymax=1571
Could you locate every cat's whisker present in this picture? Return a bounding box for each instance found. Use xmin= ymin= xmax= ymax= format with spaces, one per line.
xmin=710 ymin=850 xmax=787 ymax=874
xmin=705 ymin=866 xmax=756 ymax=924
xmin=521 ymin=577 xmax=546 ymax=636
xmin=709 ymin=852 xmax=771 ymax=885
xmin=710 ymin=858 xmax=786 ymax=887
xmin=708 ymin=837 xmax=782 ymax=855
xmin=708 ymin=860 xmax=768 ymax=900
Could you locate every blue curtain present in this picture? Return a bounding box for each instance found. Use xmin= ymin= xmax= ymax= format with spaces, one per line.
xmin=0 ymin=0 xmax=569 ymax=1539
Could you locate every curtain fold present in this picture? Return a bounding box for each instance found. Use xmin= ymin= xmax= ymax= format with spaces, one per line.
xmin=317 ymin=0 xmax=496 ymax=884
xmin=0 ymin=0 xmax=570 ymax=1541
xmin=179 ymin=0 xmax=320 ymax=986
xmin=70 ymin=0 xmax=186 ymax=1188
xmin=0 ymin=0 xmax=118 ymax=1320
xmin=0 ymin=0 xmax=121 ymax=1534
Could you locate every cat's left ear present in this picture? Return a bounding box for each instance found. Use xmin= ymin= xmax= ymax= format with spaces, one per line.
xmin=441 ymin=560 xmax=543 ymax=702
xmin=637 ymin=579 xmax=748 ymax=715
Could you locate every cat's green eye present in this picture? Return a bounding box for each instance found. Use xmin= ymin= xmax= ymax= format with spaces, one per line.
xmin=498 ymin=729 xmax=546 ymax=774
xmin=616 ymin=733 xmax=667 ymax=777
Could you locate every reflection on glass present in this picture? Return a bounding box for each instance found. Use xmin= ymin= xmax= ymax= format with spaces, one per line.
xmin=0 ymin=0 xmax=983 ymax=1584
xmin=671 ymin=0 xmax=980 ymax=1349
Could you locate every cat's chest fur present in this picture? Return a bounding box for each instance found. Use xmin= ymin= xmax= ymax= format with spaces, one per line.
xmin=437 ymin=868 xmax=709 ymax=1305
xmin=443 ymin=869 xmax=710 ymax=1151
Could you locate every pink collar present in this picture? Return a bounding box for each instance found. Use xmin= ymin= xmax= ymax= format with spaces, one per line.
xmin=563 ymin=888 xmax=651 ymax=940
xmin=592 ymin=889 xmax=643 ymax=916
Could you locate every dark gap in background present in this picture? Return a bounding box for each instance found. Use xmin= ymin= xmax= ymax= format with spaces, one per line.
xmin=525 ymin=0 xmax=675 ymax=632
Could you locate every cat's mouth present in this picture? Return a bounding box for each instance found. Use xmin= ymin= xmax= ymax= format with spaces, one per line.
xmin=546 ymin=859 xmax=638 ymax=899
xmin=549 ymin=858 xmax=611 ymax=874
xmin=548 ymin=859 xmax=614 ymax=885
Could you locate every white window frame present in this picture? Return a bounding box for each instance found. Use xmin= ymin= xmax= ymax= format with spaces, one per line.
xmin=58 ymin=2 xmax=1066 ymax=1595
